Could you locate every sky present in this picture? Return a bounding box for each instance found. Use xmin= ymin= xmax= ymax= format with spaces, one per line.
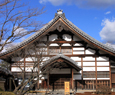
xmin=2 ymin=0 xmax=115 ymax=51
xmin=25 ymin=0 xmax=115 ymax=47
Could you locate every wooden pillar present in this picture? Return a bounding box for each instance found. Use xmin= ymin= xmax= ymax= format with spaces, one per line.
xmin=109 ymin=59 xmax=112 ymax=88
xmin=71 ymin=68 xmax=74 ymax=90
xmin=9 ymin=77 xmax=12 ymax=91
xmin=95 ymin=57 xmax=97 ymax=89
xmin=81 ymin=57 xmax=83 ymax=89
xmin=37 ymin=65 xmax=40 ymax=89
xmin=47 ymin=72 xmax=49 ymax=90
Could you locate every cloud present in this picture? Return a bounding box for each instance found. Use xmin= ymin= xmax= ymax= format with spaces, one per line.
xmin=39 ymin=0 xmax=71 ymax=6
xmin=100 ymin=18 xmax=115 ymax=43
xmin=105 ymin=43 xmax=115 ymax=49
xmin=105 ymin=11 xmax=111 ymax=15
xmin=39 ymin=0 xmax=115 ymax=8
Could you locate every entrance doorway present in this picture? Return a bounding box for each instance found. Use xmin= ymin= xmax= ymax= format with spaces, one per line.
xmin=49 ymin=74 xmax=71 ymax=90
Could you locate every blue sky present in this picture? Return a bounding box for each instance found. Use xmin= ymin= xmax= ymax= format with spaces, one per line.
xmin=18 ymin=0 xmax=115 ymax=47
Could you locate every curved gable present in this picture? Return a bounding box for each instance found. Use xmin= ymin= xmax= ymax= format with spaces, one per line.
xmin=41 ymin=54 xmax=82 ymax=71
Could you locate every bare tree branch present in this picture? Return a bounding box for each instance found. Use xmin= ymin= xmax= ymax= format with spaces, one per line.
xmin=0 ymin=0 xmax=45 ymax=52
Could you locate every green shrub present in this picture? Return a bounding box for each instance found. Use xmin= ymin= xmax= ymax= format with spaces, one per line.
xmin=0 ymin=91 xmax=15 ymax=95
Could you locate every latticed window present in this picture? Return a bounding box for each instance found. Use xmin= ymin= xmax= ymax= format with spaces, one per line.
xmin=83 ymin=71 xmax=96 ymax=78
xmin=97 ymin=71 xmax=109 ymax=78
xmin=61 ymin=49 xmax=72 ymax=54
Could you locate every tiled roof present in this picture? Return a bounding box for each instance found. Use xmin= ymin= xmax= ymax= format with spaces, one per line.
xmin=0 ymin=11 xmax=115 ymax=57
xmin=41 ymin=54 xmax=82 ymax=71
xmin=0 ymin=67 xmax=12 ymax=76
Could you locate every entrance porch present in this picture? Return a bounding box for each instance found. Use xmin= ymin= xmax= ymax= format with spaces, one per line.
xmin=40 ymin=54 xmax=82 ymax=91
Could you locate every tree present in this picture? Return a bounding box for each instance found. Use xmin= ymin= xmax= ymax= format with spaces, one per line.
xmin=11 ymin=41 xmax=55 ymax=95
xmin=0 ymin=60 xmax=10 ymax=70
xmin=0 ymin=0 xmax=45 ymax=52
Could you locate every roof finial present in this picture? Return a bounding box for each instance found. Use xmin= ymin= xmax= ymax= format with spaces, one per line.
xmin=57 ymin=9 xmax=63 ymax=14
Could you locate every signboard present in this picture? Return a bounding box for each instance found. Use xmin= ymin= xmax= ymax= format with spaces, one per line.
xmin=64 ymin=81 xmax=70 ymax=95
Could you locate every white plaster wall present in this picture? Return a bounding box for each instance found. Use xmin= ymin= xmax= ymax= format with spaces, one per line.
xmin=71 ymin=57 xmax=81 ymax=61
xmin=50 ymin=69 xmax=70 ymax=74
xmin=74 ymin=43 xmax=82 ymax=46
xmin=73 ymin=51 xmax=84 ymax=54
xmin=83 ymin=67 xmax=95 ymax=71
xmin=12 ymin=57 xmax=24 ymax=61
xmin=97 ymin=78 xmax=110 ymax=80
xmin=83 ymin=57 xmax=95 ymax=61
xmin=77 ymin=62 xmax=81 ymax=66
xmin=73 ymin=74 xmax=81 ymax=80
xmin=96 ymin=57 xmax=109 ymax=61
xmin=62 ymin=43 xmax=71 ymax=46
xmin=73 ymin=48 xmax=84 ymax=50
xmin=49 ymin=34 xmax=58 ymax=41
xmin=85 ymin=49 xmax=95 ymax=54
xmin=25 ymin=67 xmax=33 ymax=72
xmin=42 ymin=57 xmax=50 ymax=61
xmin=11 ymin=67 xmax=23 ymax=72
xmin=49 ymin=43 xmax=59 ymax=46
xmin=97 ymin=62 xmax=109 ymax=66
xmin=97 ymin=67 xmax=109 ymax=71
xmin=25 ymin=57 xmax=37 ymax=61
xmin=73 ymin=35 xmax=81 ymax=41
xmin=83 ymin=62 xmax=95 ymax=66
xmin=63 ymin=34 xmax=71 ymax=41
xmin=83 ymin=78 xmax=96 ymax=80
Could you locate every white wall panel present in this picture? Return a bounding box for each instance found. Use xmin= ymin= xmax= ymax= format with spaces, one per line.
xmin=83 ymin=57 xmax=95 ymax=61
xmin=97 ymin=62 xmax=109 ymax=66
xmin=49 ymin=34 xmax=57 ymax=41
xmin=97 ymin=67 xmax=109 ymax=71
xmin=62 ymin=43 xmax=71 ymax=46
xmin=77 ymin=62 xmax=81 ymax=66
xmin=42 ymin=57 xmax=50 ymax=61
xmin=73 ymin=74 xmax=81 ymax=80
xmin=25 ymin=57 xmax=37 ymax=61
xmin=11 ymin=67 xmax=23 ymax=72
xmin=63 ymin=34 xmax=71 ymax=41
xmin=96 ymin=57 xmax=109 ymax=61
xmin=83 ymin=78 xmax=96 ymax=80
xmin=97 ymin=78 xmax=110 ymax=80
xmin=83 ymin=62 xmax=95 ymax=66
xmin=74 ymin=43 xmax=82 ymax=46
xmin=73 ymin=48 xmax=84 ymax=50
xmin=85 ymin=49 xmax=95 ymax=54
xmin=49 ymin=43 xmax=59 ymax=46
xmin=83 ymin=67 xmax=95 ymax=71
xmin=71 ymin=57 xmax=81 ymax=61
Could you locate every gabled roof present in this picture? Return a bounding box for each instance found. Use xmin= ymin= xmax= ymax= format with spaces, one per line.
xmin=0 ymin=10 xmax=115 ymax=58
xmin=41 ymin=54 xmax=82 ymax=71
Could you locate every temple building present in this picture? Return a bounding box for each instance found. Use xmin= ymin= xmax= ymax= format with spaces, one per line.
xmin=0 ymin=10 xmax=115 ymax=91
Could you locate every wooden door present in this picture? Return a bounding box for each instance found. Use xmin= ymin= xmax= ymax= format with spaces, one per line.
xmin=49 ymin=74 xmax=71 ymax=90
